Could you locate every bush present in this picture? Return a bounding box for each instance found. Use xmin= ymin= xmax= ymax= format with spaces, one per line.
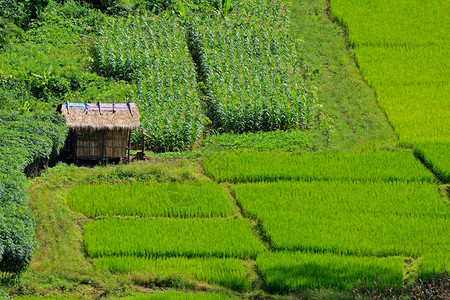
xmin=0 ymin=110 xmax=66 ymax=275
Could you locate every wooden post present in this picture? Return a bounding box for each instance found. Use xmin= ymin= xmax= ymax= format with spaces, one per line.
xmin=141 ymin=128 xmax=146 ymax=152
xmin=98 ymin=101 xmax=102 ymax=115
xmin=127 ymin=99 xmax=133 ymax=116
xmin=127 ymin=130 xmax=131 ymax=162
xmin=102 ymin=131 xmax=106 ymax=161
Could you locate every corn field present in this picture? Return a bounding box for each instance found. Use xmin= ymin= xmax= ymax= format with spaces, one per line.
xmin=94 ymin=15 xmax=204 ymax=151
xmin=204 ymin=151 xmax=433 ymax=183
xmin=67 ymin=182 xmax=233 ymax=218
xmin=190 ymin=14 xmax=317 ymax=133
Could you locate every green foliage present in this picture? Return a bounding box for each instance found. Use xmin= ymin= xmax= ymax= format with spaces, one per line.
xmin=419 ymin=253 xmax=449 ymax=279
xmin=0 ymin=0 xmax=49 ymax=29
xmin=0 ymin=41 xmax=129 ymax=106
xmin=67 ymin=182 xmax=233 ymax=218
xmin=0 ymin=85 xmax=39 ymax=113
xmin=288 ymin=0 xmax=397 ymax=151
xmin=0 ymin=111 xmax=66 ymax=275
xmin=188 ymin=4 xmax=317 ymax=133
xmin=204 ymin=151 xmax=433 ymax=183
xmin=0 ymin=19 xmax=24 ymax=50
xmin=123 ymin=291 xmax=235 ymax=299
xmin=414 ymin=143 xmax=450 ymax=183
xmin=0 ymin=0 xmax=118 ymax=110
xmin=233 ymin=181 xmax=449 ymax=256
xmin=94 ymin=255 xmax=250 ymax=291
xmin=257 ymin=251 xmax=404 ymax=292
xmin=133 ymin=0 xmax=222 ymax=14
xmin=94 ymin=15 xmax=204 ymax=152
xmin=0 ymin=203 xmax=37 ymax=274
xmin=84 ymin=218 xmax=264 ymax=259
xmin=25 ymin=0 xmax=106 ymax=45
xmin=0 ymin=288 xmax=7 ymax=300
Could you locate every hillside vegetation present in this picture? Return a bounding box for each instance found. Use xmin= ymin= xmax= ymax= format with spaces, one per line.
xmin=0 ymin=0 xmax=448 ymax=299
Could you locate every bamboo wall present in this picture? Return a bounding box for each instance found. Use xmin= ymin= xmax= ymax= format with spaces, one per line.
xmin=74 ymin=129 xmax=129 ymax=160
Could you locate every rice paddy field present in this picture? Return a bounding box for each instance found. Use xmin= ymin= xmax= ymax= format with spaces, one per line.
xmin=67 ymin=150 xmax=447 ymax=297
xmin=257 ymin=252 xmax=404 ymax=292
xmin=1 ymin=0 xmax=449 ymax=299
xmin=233 ymin=181 xmax=449 ymax=256
xmin=93 ymin=256 xmax=250 ymax=291
xmin=204 ymin=151 xmax=433 ymax=182
xmin=67 ymin=182 xmax=232 ymax=218
xmin=330 ymin=0 xmax=450 ymax=180
xmin=84 ymin=218 xmax=264 ymax=259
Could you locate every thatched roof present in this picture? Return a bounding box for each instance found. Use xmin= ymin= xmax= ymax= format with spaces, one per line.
xmin=56 ymin=102 xmax=140 ymax=130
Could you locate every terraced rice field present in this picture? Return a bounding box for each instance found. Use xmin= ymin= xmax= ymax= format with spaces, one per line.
xmin=204 ymin=151 xmax=433 ymax=182
xmin=84 ymin=218 xmax=264 ymax=259
xmin=330 ymin=0 xmax=450 ymax=181
xmin=257 ymin=252 xmax=404 ymax=291
xmin=233 ymin=181 xmax=449 ymax=256
xmin=69 ymin=149 xmax=448 ymax=294
xmin=67 ymin=182 xmax=232 ymax=218
xmin=2 ymin=0 xmax=449 ymax=298
xmin=93 ymin=256 xmax=250 ymax=291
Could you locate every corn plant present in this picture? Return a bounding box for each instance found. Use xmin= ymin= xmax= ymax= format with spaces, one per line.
xmin=94 ymin=15 xmax=204 ymax=152
xmin=188 ymin=4 xmax=317 ymax=133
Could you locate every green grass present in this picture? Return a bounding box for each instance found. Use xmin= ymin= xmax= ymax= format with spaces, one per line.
xmin=290 ymin=0 xmax=397 ymax=152
xmin=205 ymin=151 xmax=432 ymax=183
xmin=84 ymin=218 xmax=264 ymax=259
xmin=257 ymin=252 xmax=404 ymax=292
xmin=67 ymin=182 xmax=233 ymax=218
xmin=414 ymin=143 xmax=450 ymax=183
xmin=14 ymin=296 xmax=80 ymax=300
xmin=233 ymin=181 xmax=449 ymax=256
xmin=93 ymin=256 xmax=250 ymax=291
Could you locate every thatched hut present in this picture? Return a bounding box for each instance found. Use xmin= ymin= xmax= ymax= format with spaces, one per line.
xmin=56 ymin=102 xmax=140 ymax=161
